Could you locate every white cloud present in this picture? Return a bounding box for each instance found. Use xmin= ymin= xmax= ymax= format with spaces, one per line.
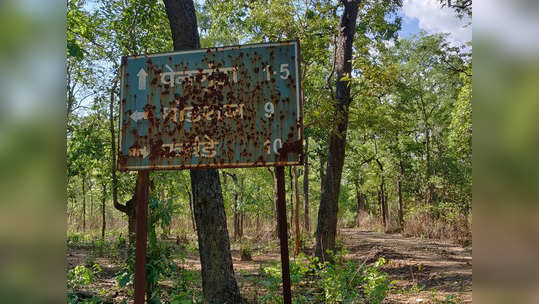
xmin=402 ymin=0 xmax=472 ymax=45
xmin=474 ymin=0 xmax=539 ymax=55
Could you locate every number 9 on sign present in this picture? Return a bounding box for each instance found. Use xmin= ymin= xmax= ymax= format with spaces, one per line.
xmin=264 ymin=102 xmax=274 ymax=118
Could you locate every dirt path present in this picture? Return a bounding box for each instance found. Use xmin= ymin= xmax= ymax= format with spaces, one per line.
xmin=338 ymin=228 xmax=472 ymax=303
xmin=68 ymin=228 xmax=472 ymax=303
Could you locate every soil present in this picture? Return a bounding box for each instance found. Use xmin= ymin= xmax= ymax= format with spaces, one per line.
xmin=67 ymin=228 xmax=472 ymax=303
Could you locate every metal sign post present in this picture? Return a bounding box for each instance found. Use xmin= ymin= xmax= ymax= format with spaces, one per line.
xmin=275 ymin=166 xmax=292 ymax=303
xmin=119 ymin=41 xmax=302 ymax=304
xmin=134 ymin=171 xmax=150 ymax=304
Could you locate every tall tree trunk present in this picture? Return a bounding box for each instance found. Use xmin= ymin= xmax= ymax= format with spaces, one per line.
xmin=376 ymin=159 xmax=388 ymax=229
xmin=163 ymin=1 xmax=242 ymax=302
xmin=240 ymin=211 xmax=244 ymax=238
xmin=381 ymin=178 xmax=387 ymax=229
xmin=189 ymin=170 xmax=242 ymax=303
xmin=89 ymin=182 xmax=94 ymax=230
xmin=293 ymin=167 xmax=301 ymax=256
xmin=233 ymin=193 xmax=239 ymax=241
xmin=315 ymin=0 xmax=359 ymax=262
xmin=270 ymin=168 xmax=279 ymax=237
xmin=303 ymin=137 xmax=310 ymax=233
xmin=319 ymin=156 xmax=325 ymax=196
xmin=355 ymin=177 xmax=366 ymax=226
xmin=398 ymin=160 xmax=404 ymax=229
xmin=289 ymin=167 xmax=293 ymax=232
xmin=426 ymin=128 xmax=432 ymax=204
xmin=226 ymin=172 xmax=241 ymax=241
xmin=109 ymin=79 xmax=137 ymax=247
xmin=101 ymin=182 xmax=107 ymax=240
xmin=82 ymin=177 xmax=86 ymax=231
xmin=187 ymin=189 xmax=196 ymax=231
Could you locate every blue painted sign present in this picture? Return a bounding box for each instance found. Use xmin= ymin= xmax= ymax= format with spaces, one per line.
xmin=118 ymin=41 xmax=303 ymax=170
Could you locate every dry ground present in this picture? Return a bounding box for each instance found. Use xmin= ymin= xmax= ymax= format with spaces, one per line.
xmin=67 ymin=228 xmax=472 ymax=303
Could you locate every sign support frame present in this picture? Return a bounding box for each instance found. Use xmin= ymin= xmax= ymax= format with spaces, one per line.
xmin=275 ymin=165 xmax=292 ymax=304
xmin=134 ymin=171 xmax=150 ymax=304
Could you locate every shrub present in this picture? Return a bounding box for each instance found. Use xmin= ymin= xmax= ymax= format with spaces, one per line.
xmin=68 ymin=264 xmax=101 ymax=289
xmin=240 ymin=240 xmax=253 ymax=261
xmin=403 ymin=202 xmax=471 ymax=245
xmin=257 ymin=251 xmax=392 ymax=303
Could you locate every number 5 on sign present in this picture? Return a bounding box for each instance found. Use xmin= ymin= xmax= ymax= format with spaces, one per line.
xmin=263 ymin=64 xmax=290 ymax=81
xmin=280 ymin=64 xmax=289 ymax=79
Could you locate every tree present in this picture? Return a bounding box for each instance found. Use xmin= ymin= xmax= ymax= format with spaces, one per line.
xmin=315 ymin=0 xmax=359 ymax=262
xmin=303 ymin=137 xmax=310 ymax=232
xmin=440 ymin=0 xmax=472 ymax=18
xmin=163 ymin=1 xmax=243 ymax=302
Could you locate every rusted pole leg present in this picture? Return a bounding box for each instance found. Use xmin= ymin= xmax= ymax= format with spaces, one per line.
xmin=134 ymin=170 xmax=150 ymax=304
xmin=275 ymin=166 xmax=292 ymax=304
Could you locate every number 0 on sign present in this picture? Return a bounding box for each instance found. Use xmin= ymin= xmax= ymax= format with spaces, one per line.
xmin=118 ymin=41 xmax=303 ymax=170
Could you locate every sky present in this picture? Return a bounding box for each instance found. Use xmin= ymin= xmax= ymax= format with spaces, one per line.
xmin=83 ymin=0 xmax=471 ymax=47
xmin=398 ymin=0 xmax=472 ymax=46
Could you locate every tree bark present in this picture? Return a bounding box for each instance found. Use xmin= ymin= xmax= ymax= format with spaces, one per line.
xmin=270 ymin=168 xmax=279 ymax=237
xmin=303 ymin=137 xmax=310 ymax=233
xmin=101 ymin=181 xmax=107 ymax=240
xmin=109 ymin=79 xmax=137 ymax=247
xmin=163 ymin=1 xmax=242 ymax=302
xmin=225 ymin=172 xmax=241 ymax=241
xmin=89 ymin=181 xmax=94 ymax=230
xmin=289 ymin=167 xmax=293 ymax=232
xmin=187 ymin=189 xmax=196 ymax=231
xmin=398 ymin=160 xmax=404 ymax=229
xmin=189 ymin=170 xmax=242 ymax=303
xmin=426 ymin=127 xmax=432 ymax=204
xmin=293 ymin=167 xmax=301 ymax=256
xmin=376 ymin=159 xmax=388 ymax=229
xmin=355 ymin=177 xmax=366 ymax=226
xmin=315 ymin=0 xmax=359 ymax=262
xmin=82 ymin=176 xmax=86 ymax=231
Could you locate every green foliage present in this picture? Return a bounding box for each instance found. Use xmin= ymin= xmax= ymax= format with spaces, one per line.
xmin=68 ymin=264 xmax=102 ymax=289
xmin=257 ymin=252 xmax=392 ymax=303
xmin=67 ymin=293 xmax=108 ymax=304
xmin=170 ymin=269 xmax=203 ymax=304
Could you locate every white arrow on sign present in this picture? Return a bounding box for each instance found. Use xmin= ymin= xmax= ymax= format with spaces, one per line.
xmin=137 ymin=68 xmax=148 ymax=90
xmin=130 ymin=110 xmax=148 ymax=122
xmin=140 ymin=146 xmax=150 ymax=158
xmin=129 ymin=146 xmax=150 ymax=158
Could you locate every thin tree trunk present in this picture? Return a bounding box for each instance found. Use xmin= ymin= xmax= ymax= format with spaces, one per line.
xmin=376 ymin=159 xmax=388 ymax=229
xmin=163 ymin=1 xmax=242 ymax=302
xmin=89 ymin=182 xmax=93 ymax=230
xmin=233 ymin=193 xmax=239 ymax=240
xmin=293 ymin=167 xmax=301 ymax=256
xmin=187 ymin=189 xmax=196 ymax=231
xmin=355 ymin=178 xmax=366 ymax=226
xmin=101 ymin=182 xmax=107 ymax=240
xmin=381 ymin=179 xmax=387 ymax=229
xmin=426 ymin=128 xmax=432 ymax=204
xmin=303 ymin=137 xmax=310 ymax=233
xmin=109 ymin=79 xmax=137 ymax=247
xmin=240 ymin=211 xmax=244 ymax=238
xmin=289 ymin=167 xmax=293 ymax=232
xmin=315 ymin=0 xmax=359 ymax=263
xmin=398 ymin=160 xmax=404 ymax=229
xmin=270 ymin=168 xmax=279 ymax=237
xmin=319 ymin=156 xmax=325 ymax=196
xmin=82 ymin=177 xmax=86 ymax=231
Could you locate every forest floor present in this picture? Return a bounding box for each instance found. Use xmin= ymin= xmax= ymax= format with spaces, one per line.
xmin=67 ymin=228 xmax=472 ymax=303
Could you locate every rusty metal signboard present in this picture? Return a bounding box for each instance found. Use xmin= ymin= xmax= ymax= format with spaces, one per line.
xmin=118 ymin=41 xmax=303 ymax=170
